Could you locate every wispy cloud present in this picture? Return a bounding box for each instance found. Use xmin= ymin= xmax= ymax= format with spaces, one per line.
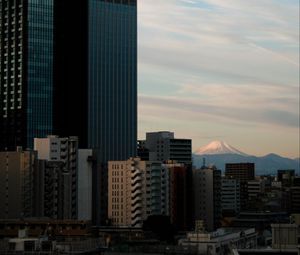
xmin=138 ymin=0 xmax=299 ymax=157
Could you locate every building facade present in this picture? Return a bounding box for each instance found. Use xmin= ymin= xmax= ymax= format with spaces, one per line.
xmin=108 ymin=158 xmax=169 ymax=227
xmin=88 ymin=0 xmax=137 ymax=162
xmin=221 ymin=178 xmax=241 ymax=216
xmin=164 ymin=161 xmax=194 ymax=231
xmin=77 ymin=149 xmax=93 ymax=220
xmin=0 ymin=149 xmax=38 ymax=218
xmin=225 ymin=163 xmax=255 ymax=210
xmin=34 ymin=136 xmax=78 ymax=219
xmin=193 ymin=165 xmax=222 ymax=232
xmin=143 ymin=131 xmax=192 ymax=164
xmin=0 ymin=0 xmax=54 ymax=150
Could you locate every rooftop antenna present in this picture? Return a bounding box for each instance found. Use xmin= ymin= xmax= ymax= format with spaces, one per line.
xmin=202 ymin=158 xmax=206 ymax=168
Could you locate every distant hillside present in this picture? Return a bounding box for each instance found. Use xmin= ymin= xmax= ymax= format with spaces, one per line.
xmin=193 ymin=141 xmax=300 ymax=175
xmin=193 ymin=153 xmax=300 ymax=175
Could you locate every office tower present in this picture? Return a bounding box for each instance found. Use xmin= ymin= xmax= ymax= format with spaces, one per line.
xmin=225 ymin=163 xmax=255 ymax=181
xmin=87 ymin=0 xmax=137 ymax=162
xmin=0 ymin=0 xmax=54 ymax=150
xmin=143 ymin=131 xmax=192 ymax=164
xmin=225 ymin=163 xmax=255 ymax=210
xmin=34 ymin=136 xmax=78 ymax=219
xmin=193 ymin=165 xmax=221 ymax=232
xmin=221 ymin=178 xmax=241 ymax=216
xmin=164 ymin=161 xmax=193 ymax=231
xmin=108 ymin=158 xmax=169 ymax=227
xmin=0 ymin=148 xmax=38 ymax=218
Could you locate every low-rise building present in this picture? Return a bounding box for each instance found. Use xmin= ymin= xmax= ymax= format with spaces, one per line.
xmin=179 ymin=228 xmax=257 ymax=255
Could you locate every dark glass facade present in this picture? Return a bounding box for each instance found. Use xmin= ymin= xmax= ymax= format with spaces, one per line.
xmin=0 ymin=0 xmax=53 ymax=150
xmin=88 ymin=0 xmax=137 ymax=162
xmin=26 ymin=0 xmax=53 ymax=148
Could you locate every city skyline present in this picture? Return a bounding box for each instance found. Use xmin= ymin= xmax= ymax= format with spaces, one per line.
xmin=138 ymin=0 xmax=299 ymax=158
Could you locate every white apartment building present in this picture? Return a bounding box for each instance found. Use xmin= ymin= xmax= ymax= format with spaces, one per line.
xmin=108 ymin=157 xmax=169 ymax=227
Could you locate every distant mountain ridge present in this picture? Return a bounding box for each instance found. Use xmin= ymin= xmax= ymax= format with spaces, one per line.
xmin=193 ymin=141 xmax=300 ymax=175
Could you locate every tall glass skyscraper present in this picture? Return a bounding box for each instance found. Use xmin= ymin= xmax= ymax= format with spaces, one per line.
xmin=0 ymin=0 xmax=54 ymax=150
xmin=88 ymin=0 xmax=137 ymax=163
xmin=1 ymin=0 xmax=137 ymax=158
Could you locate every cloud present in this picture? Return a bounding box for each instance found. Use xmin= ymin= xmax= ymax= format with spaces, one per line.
xmin=138 ymin=0 xmax=299 ymax=157
xmin=139 ymin=94 xmax=299 ymax=129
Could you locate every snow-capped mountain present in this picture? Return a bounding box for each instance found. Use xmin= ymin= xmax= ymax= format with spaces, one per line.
xmin=194 ymin=140 xmax=247 ymax=156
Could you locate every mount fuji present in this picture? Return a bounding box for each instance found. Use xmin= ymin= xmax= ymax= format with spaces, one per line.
xmin=193 ymin=141 xmax=299 ymax=175
xmin=194 ymin=140 xmax=248 ymax=156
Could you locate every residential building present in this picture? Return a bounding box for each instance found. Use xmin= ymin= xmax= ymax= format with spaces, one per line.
xmin=277 ymin=170 xmax=295 ymax=187
xmin=0 ymin=0 xmax=54 ymax=150
xmin=34 ymin=136 xmax=78 ymax=219
xmin=164 ymin=161 xmax=194 ymax=231
xmin=193 ymin=165 xmax=222 ymax=232
xmin=248 ymin=179 xmax=266 ymax=200
xmin=108 ymin=158 xmax=169 ymax=227
xmin=221 ymin=178 xmax=241 ymax=216
xmin=225 ymin=163 xmax=255 ymax=210
xmin=0 ymin=148 xmax=38 ymax=218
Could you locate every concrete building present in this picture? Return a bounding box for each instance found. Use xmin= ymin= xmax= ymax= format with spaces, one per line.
xmin=272 ymin=224 xmax=300 ymax=250
xmin=291 ymin=186 xmax=300 ymax=213
xmin=34 ymin=136 xmax=78 ymax=219
xmin=225 ymin=163 xmax=255 ymax=182
xmin=247 ymin=179 xmax=266 ymax=200
xmin=164 ymin=161 xmax=193 ymax=231
xmin=193 ymin=165 xmax=221 ymax=232
xmin=225 ymin=163 xmax=255 ymax=210
xmin=77 ymin=149 xmax=93 ymax=220
xmin=0 ymin=148 xmax=38 ymax=219
xmin=179 ymin=228 xmax=257 ymax=255
xmin=277 ymin=170 xmax=295 ymax=187
xmin=108 ymin=158 xmax=169 ymax=227
xmin=142 ymin=131 xmax=192 ymax=164
xmin=221 ymin=178 xmax=241 ymax=216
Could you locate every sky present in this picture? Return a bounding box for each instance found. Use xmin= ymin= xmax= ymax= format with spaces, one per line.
xmin=137 ymin=0 xmax=300 ymax=158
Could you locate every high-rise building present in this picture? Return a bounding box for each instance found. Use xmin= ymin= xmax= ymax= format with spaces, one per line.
xmin=142 ymin=131 xmax=192 ymax=164
xmin=108 ymin=158 xmax=169 ymax=227
xmin=221 ymin=178 xmax=240 ymax=216
xmin=277 ymin=169 xmax=295 ymax=187
xmin=87 ymin=0 xmax=137 ymax=163
xmin=193 ymin=165 xmax=221 ymax=232
xmin=225 ymin=163 xmax=255 ymax=182
xmin=34 ymin=136 xmax=78 ymax=219
xmin=164 ymin=161 xmax=193 ymax=231
xmin=0 ymin=148 xmax=39 ymax=218
xmin=1 ymin=0 xmax=137 ymax=160
xmin=225 ymin=163 xmax=255 ymax=210
xmin=0 ymin=0 xmax=54 ymax=150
